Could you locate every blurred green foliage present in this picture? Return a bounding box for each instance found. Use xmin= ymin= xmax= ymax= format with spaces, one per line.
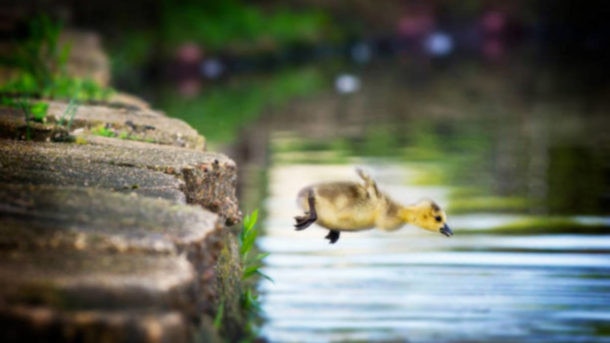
xmin=3 ymin=14 xmax=68 ymax=92
xmin=2 ymin=74 xmax=113 ymax=102
xmin=0 ymin=15 xmax=113 ymax=101
xmin=29 ymin=102 xmax=49 ymax=123
xmin=161 ymin=0 xmax=334 ymax=51
xmin=91 ymin=125 xmax=115 ymax=137
xmin=111 ymin=0 xmax=337 ymax=87
xmin=160 ymin=67 xmax=324 ymax=146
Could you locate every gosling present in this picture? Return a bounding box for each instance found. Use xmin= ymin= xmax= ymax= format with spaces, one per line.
xmin=294 ymin=169 xmax=453 ymax=244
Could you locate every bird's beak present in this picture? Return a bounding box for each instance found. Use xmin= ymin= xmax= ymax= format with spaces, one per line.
xmin=440 ymin=223 xmax=453 ymax=237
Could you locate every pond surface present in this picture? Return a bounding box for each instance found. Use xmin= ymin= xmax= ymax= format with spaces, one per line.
xmin=157 ymin=44 xmax=610 ymax=341
xmin=230 ymin=57 xmax=610 ymax=342
xmin=259 ymin=165 xmax=610 ymax=343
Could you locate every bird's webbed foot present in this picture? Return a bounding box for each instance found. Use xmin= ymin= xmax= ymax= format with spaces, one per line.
xmin=325 ymin=230 xmax=340 ymax=244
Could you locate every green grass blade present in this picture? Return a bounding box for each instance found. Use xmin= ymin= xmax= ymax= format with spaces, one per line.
xmin=256 ymin=270 xmax=273 ymax=283
xmin=213 ymin=301 xmax=224 ymax=329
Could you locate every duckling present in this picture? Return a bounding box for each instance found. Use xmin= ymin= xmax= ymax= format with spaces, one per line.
xmin=294 ymin=169 xmax=453 ymax=244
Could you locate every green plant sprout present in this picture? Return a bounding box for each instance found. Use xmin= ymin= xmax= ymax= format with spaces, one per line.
xmin=239 ymin=209 xmax=271 ymax=282
xmin=238 ymin=209 xmax=272 ymax=340
xmin=57 ymin=98 xmax=78 ymax=131
xmin=29 ymin=102 xmax=49 ymax=122
xmin=51 ymin=99 xmax=79 ymax=142
xmin=213 ymin=301 xmax=225 ymax=331
xmin=91 ymin=124 xmax=115 ymax=137
xmin=14 ymin=98 xmax=33 ymax=140
xmin=9 ymin=97 xmax=47 ymax=140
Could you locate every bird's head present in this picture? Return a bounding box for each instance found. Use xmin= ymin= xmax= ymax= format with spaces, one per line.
xmin=403 ymin=199 xmax=453 ymax=237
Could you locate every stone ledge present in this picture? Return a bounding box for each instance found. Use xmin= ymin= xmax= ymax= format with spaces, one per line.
xmin=0 ymin=250 xmax=195 ymax=311
xmin=0 ymin=307 xmax=203 ymax=343
xmin=0 ymin=184 xmax=231 ymax=341
xmin=0 ymin=102 xmax=205 ymax=150
xmin=0 ymin=184 xmax=218 ymax=254
xmin=0 ymin=94 xmax=245 ymax=342
xmin=0 ymin=137 xmax=241 ymax=225
xmin=48 ymin=101 xmax=206 ymax=150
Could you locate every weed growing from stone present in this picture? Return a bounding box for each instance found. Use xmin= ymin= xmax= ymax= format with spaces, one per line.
xmin=91 ymin=124 xmax=115 ymax=138
xmin=238 ymin=209 xmax=271 ymax=339
xmin=52 ymin=99 xmax=79 ymax=142
xmin=9 ymin=97 xmax=49 ymax=140
xmin=57 ymin=98 xmax=78 ymax=131
xmin=14 ymin=98 xmax=33 ymax=140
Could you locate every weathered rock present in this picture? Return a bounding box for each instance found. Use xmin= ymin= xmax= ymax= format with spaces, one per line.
xmin=0 ymin=250 xmax=195 ymax=311
xmin=48 ymin=101 xmax=205 ymax=150
xmin=0 ymin=106 xmax=61 ymax=142
xmin=0 ymin=102 xmax=205 ymax=150
xmin=0 ymin=308 xmax=195 ymax=343
xmin=0 ymin=137 xmax=241 ymax=225
xmin=0 ymin=89 xmax=245 ymax=341
xmin=0 ymin=184 xmax=231 ymax=342
xmin=0 ymin=16 xmax=247 ymax=340
xmin=0 ymin=184 xmax=218 ymax=254
xmin=107 ymin=92 xmax=152 ymax=110
xmin=0 ymin=147 xmax=187 ymax=203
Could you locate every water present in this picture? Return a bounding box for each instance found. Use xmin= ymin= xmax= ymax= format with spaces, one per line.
xmin=224 ymin=58 xmax=610 ymax=342
xmin=157 ymin=41 xmax=610 ymax=340
xmin=258 ymin=165 xmax=610 ymax=343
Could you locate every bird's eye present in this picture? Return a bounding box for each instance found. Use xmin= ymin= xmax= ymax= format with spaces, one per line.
xmin=434 ymin=216 xmax=442 ymax=223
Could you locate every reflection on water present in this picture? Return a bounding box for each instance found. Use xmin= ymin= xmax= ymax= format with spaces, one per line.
xmin=259 ymin=165 xmax=610 ymax=343
xmin=237 ymin=58 xmax=610 ymax=342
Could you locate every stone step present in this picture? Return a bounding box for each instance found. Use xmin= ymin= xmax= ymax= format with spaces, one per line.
xmin=0 ymin=101 xmax=205 ymax=150
xmin=0 ymin=138 xmax=241 ymax=225
xmin=0 ymin=97 xmax=244 ymax=342
xmin=0 ymin=250 xmax=195 ymax=311
xmin=0 ymin=184 xmax=226 ymax=342
xmin=0 ymin=308 xmax=197 ymax=343
xmin=0 ymin=184 xmax=219 ymax=254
